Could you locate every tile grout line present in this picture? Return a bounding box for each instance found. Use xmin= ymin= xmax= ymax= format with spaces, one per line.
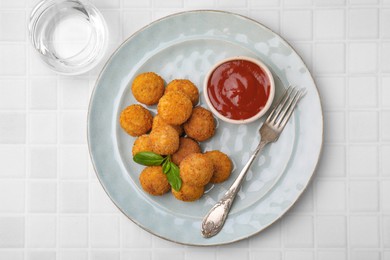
xmin=345 ymin=2 xmax=352 ymax=259
xmin=24 ymin=7 xmax=29 ymax=259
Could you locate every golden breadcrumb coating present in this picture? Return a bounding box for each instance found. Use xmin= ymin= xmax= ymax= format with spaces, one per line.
xmin=205 ymin=150 xmax=232 ymax=183
xmin=139 ymin=166 xmax=170 ymax=196
xmin=165 ymin=79 xmax=199 ymax=106
xmin=179 ymin=153 xmax=213 ymax=187
xmin=131 ymin=72 xmax=165 ymax=105
xmin=157 ymin=91 xmax=192 ymax=125
xmin=183 ymin=106 xmax=215 ymax=142
xmin=119 ymin=104 xmax=152 ymax=137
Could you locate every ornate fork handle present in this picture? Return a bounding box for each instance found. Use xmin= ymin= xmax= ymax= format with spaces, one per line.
xmin=201 ymin=139 xmax=268 ymax=238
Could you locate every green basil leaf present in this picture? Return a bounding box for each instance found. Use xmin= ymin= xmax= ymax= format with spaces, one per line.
xmin=162 ymin=159 xmax=171 ymax=174
xmin=133 ymin=152 xmax=164 ymax=166
xmin=166 ymin=162 xmax=182 ymax=191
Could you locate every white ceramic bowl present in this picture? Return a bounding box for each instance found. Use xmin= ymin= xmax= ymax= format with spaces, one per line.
xmin=203 ymin=56 xmax=275 ymax=124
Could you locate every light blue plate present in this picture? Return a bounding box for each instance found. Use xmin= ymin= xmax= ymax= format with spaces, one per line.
xmin=88 ymin=10 xmax=323 ymax=246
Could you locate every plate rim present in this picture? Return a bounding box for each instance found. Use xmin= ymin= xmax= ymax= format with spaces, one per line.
xmin=87 ymin=9 xmax=324 ymax=246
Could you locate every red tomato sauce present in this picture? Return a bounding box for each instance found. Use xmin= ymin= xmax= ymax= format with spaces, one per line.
xmin=207 ymin=59 xmax=271 ymax=120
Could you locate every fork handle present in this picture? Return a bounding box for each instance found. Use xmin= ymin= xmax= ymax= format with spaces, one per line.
xmin=201 ymin=140 xmax=268 ymax=238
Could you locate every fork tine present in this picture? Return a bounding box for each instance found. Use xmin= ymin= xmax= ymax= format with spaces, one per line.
xmin=277 ymin=88 xmax=304 ymax=129
xmin=267 ymin=86 xmax=293 ymax=124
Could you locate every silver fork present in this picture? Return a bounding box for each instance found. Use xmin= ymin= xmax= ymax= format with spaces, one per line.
xmin=201 ymin=86 xmax=305 ymax=238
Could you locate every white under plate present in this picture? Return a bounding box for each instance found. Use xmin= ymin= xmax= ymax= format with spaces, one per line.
xmin=87 ymin=10 xmax=323 ymax=246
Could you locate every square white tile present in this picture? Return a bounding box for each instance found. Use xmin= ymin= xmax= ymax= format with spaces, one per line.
xmin=314 ymin=43 xmax=345 ymax=74
xmin=27 ymin=181 xmax=57 ymax=212
xmin=0 ymin=79 xmax=26 ymax=109
xmin=314 ymin=9 xmax=345 ymax=39
xmin=0 ymin=180 xmax=25 ymax=212
xmin=89 ymin=0 xmax=120 ymax=8
xmin=348 ymin=77 xmax=377 ymax=108
xmin=284 ymin=251 xmax=314 ymax=260
xmin=348 ymin=145 xmax=378 ymax=177
xmin=249 ymin=251 xmax=281 ymax=260
xmin=381 ymin=145 xmax=390 ymax=176
xmin=381 ymin=110 xmax=390 ymax=140
xmin=323 ymin=112 xmax=345 ymax=143
xmin=60 ymin=146 xmax=89 ymax=179
xmin=59 ymin=78 xmax=89 ymax=109
xmin=317 ymin=251 xmax=347 ymax=260
xmin=122 ymin=251 xmax=152 ymax=260
xmin=349 ymin=180 xmax=379 ymax=211
xmin=282 ymin=215 xmax=314 ymax=247
xmin=60 ymin=112 xmax=87 ymax=144
xmin=29 ymin=146 xmax=57 ymax=178
xmin=0 ymin=44 xmax=26 ymax=75
xmin=0 ymin=252 xmax=24 ymax=260
xmin=248 ymin=10 xmax=280 ymax=33
xmin=317 ymin=145 xmax=346 ymax=177
xmin=26 ymin=215 xmax=56 ymax=248
xmin=381 ymin=9 xmax=390 ymax=38
xmin=383 ymin=216 xmax=390 ymax=247
xmin=0 ymin=11 xmax=26 ymax=41
xmin=349 ymin=42 xmax=378 ymax=73
xmin=216 ymin=0 xmax=247 ymax=7
xmin=121 ymin=217 xmax=152 ymax=248
xmin=0 ymin=216 xmax=24 ymax=248
xmin=382 ymin=42 xmax=390 ymax=72
xmin=90 ymin=251 xmax=120 ymax=260
xmin=349 ymin=215 xmax=379 ymax=247
xmin=316 ymin=77 xmax=346 ymax=109
xmin=382 ymin=180 xmax=390 ymax=211
xmin=59 ymin=251 xmax=88 ymax=260
xmin=90 ymin=181 xmax=118 ymax=213
xmin=184 ymin=0 xmax=215 ymax=7
xmin=154 ymin=0 xmax=184 ymax=8
xmin=349 ymin=111 xmax=378 ymax=142
xmin=316 ymin=216 xmax=346 ymax=247
xmin=350 ymin=251 xmax=381 ymax=260
xmin=90 ymin=215 xmax=120 ymax=248
xmin=381 ymin=76 xmax=390 ymax=107
xmin=122 ymin=11 xmax=152 ymax=39
xmin=29 ymin=78 xmax=57 ymax=110
xmin=0 ymin=0 xmax=25 ymax=7
xmin=123 ymin=0 xmax=152 ymax=7
xmin=100 ymin=10 xmax=121 ymax=44
xmin=29 ymin=112 xmax=57 ymax=144
xmin=26 ymin=251 xmax=56 ymax=260
xmin=249 ymin=222 xmax=281 ymax=248
xmin=249 ymin=0 xmax=280 ymax=6
xmin=315 ymin=180 xmax=346 ymax=212
xmin=60 ymin=181 xmax=88 ymax=213
xmin=0 ymin=112 xmax=26 ymax=144
xmin=281 ymin=10 xmax=312 ymax=41
xmin=0 ymin=146 xmax=25 ymax=178
xmin=349 ymin=9 xmax=378 ymax=38
xmin=59 ymin=216 xmax=88 ymax=248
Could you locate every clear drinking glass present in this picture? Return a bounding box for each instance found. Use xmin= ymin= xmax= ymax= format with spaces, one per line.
xmin=29 ymin=0 xmax=108 ymax=75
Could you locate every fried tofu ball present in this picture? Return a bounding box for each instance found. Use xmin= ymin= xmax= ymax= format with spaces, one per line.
xmin=179 ymin=153 xmax=213 ymax=187
xmin=172 ymin=182 xmax=204 ymax=202
xmin=152 ymin=114 xmax=183 ymax=136
xmin=205 ymin=150 xmax=232 ymax=183
xmin=157 ymin=91 xmax=192 ymax=125
xmin=132 ymin=135 xmax=153 ymax=156
xmin=120 ymin=104 xmax=153 ymax=137
xmin=171 ymin=137 xmax=201 ymax=166
xmin=131 ymin=72 xmax=165 ymax=105
xmin=165 ymin=79 xmax=199 ymax=106
xmin=183 ymin=106 xmax=216 ymax=142
xmin=139 ymin=166 xmax=170 ymax=196
xmin=149 ymin=125 xmax=179 ymax=155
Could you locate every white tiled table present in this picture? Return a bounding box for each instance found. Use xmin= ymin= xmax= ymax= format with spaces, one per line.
xmin=0 ymin=0 xmax=389 ymax=259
